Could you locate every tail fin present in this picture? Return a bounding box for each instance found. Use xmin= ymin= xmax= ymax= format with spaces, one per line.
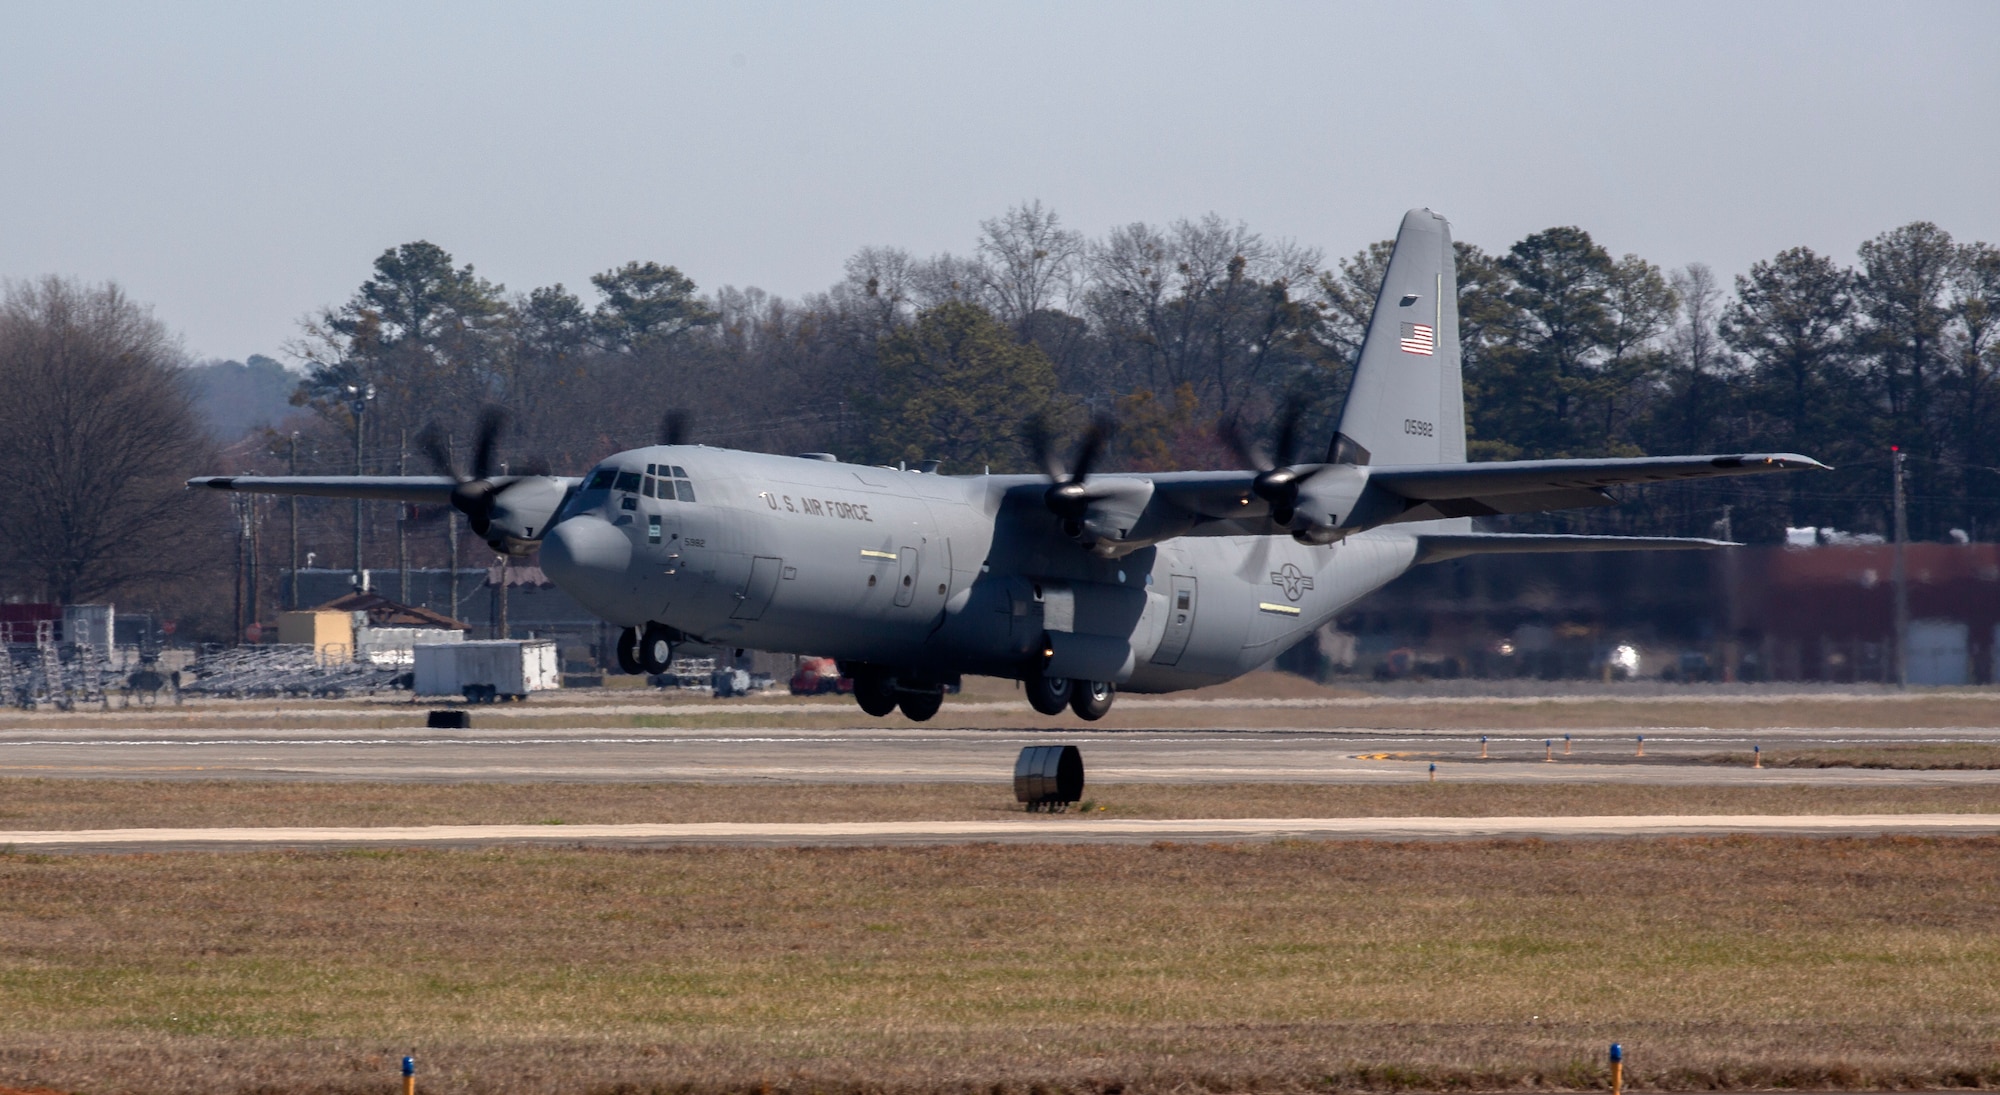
xmin=1328 ymin=208 xmax=1465 ymax=467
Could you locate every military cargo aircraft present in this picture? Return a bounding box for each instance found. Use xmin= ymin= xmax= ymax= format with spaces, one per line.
xmin=192 ymin=209 xmax=1822 ymax=720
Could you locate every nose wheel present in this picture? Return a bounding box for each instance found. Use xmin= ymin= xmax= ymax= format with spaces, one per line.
xmin=614 ymin=628 xmax=643 ymax=675
xmin=639 ymin=623 xmax=676 ymax=674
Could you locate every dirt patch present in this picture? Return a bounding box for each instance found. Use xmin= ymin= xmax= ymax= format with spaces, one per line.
xmin=1704 ymin=744 xmax=2000 ymax=769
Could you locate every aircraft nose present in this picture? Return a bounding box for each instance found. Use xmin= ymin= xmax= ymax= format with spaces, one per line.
xmin=540 ymin=515 xmax=635 ymax=621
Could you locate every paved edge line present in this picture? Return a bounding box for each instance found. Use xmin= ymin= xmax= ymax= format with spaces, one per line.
xmin=5 ymin=813 xmax=2000 ymax=850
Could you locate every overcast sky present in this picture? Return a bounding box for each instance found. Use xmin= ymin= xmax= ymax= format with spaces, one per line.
xmin=2 ymin=1 xmax=1995 ymax=364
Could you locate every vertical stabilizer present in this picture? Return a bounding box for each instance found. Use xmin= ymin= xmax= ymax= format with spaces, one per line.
xmin=1328 ymin=208 xmax=1465 ymax=467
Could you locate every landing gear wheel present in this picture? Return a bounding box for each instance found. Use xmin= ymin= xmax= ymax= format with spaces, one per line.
xmin=639 ymin=623 xmax=675 ymax=674
xmin=854 ymin=674 xmax=898 ymax=718
xmin=898 ymin=690 xmax=943 ymax=722
xmin=1025 ymin=671 xmax=1072 ymax=716
xmin=1070 ymin=680 xmax=1114 ymax=721
xmin=615 ymin=628 xmax=643 ymax=675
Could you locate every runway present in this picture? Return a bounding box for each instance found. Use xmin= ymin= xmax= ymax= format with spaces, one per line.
xmin=4 ymin=721 xmax=1999 ymax=784
xmin=7 ymin=812 xmax=1999 ymax=852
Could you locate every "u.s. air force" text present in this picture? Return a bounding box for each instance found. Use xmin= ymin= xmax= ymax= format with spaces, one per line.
xmin=761 ymin=492 xmax=873 ymax=522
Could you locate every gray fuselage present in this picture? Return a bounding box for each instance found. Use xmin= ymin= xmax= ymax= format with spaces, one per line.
xmin=538 ymin=446 xmax=1423 ymax=692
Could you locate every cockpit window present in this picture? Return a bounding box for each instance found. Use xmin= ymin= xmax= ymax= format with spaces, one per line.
xmin=585 ymin=468 xmax=615 ymax=490
xmin=613 ymin=471 xmax=642 ymax=493
xmin=670 ymin=465 xmax=688 ymax=478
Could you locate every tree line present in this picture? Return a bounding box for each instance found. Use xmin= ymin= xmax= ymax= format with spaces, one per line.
xmin=1 ymin=204 xmax=1994 ymax=638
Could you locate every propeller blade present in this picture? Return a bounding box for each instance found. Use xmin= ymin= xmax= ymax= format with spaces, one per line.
xmin=1024 ymin=417 xmax=1063 ymax=480
xmin=470 ymin=407 xmax=507 ymax=481
xmin=1271 ymin=401 xmax=1306 ymax=468
xmin=414 ymin=423 xmax=460 ymax=482
xmin=1218 ymin=414 xmax=1267 ymax=473
xmin=660 ymin=409 xmax=691 ymax=447
xmin=1069 ymin=415 xmax=1114 ymax=483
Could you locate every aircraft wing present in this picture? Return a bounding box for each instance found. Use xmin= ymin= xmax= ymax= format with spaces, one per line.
xmin=1367 ymin=453 xmax=1825 ymax=518
xmin=1123 ymin=452 xmax=1823 ymax=541
xmin=186 ymin=475 xmax=464 ymax=504
xmin=1412 ymin=532 xmax=1737 ymax=564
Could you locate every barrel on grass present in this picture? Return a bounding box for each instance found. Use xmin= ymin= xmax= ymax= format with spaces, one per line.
xmin=1014 ymin=745 xmax=1084 ymax=812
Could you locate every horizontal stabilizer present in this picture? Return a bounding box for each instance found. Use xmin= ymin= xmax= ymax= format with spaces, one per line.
xmin=1372 ymin=453 xmax=1825 ymax=521
xmin=1414 ymin=532 xmax=1738 ymax=565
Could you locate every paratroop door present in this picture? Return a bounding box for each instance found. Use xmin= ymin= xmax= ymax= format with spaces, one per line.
xmin=1150 ymin=574 xmax=1197 ymax=666
xmin=893 ymin=546 xmax=919 ymax=607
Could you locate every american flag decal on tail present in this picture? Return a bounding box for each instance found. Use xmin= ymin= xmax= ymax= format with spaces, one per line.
xmin=1400 ymin=322 xmax=1435 ymax=356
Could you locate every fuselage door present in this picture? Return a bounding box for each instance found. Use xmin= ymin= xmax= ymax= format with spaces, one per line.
xmin=731 ymin=556 xmax=784 ymax=621
xmin=1150 ymin=574 xmax=1198 ymax=666
xmin=893 ymin=546 xmax=919 ymax=608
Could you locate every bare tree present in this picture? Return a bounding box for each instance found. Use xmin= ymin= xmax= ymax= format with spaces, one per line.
xmin=0 ymin=277 xmax=217 ymax=603
xmin=977 ymin=200 xmax=1084 ymax=333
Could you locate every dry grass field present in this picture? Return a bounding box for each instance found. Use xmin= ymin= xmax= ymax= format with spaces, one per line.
xmin=4 ymin=836 xmax=2000 ymax=1094
xmin=7 ymin=779 xmax=2000 ymax=830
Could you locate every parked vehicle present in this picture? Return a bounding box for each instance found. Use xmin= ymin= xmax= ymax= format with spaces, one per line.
xmin=789 ymin=656 xmax=853 ymax=696
xmin=414 ymin=640 xmax=560 ymax=702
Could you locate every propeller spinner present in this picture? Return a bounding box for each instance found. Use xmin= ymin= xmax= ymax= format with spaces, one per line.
xmin=1026 ymin=414 xmax=1115 ymax=531
xmin=1221 ymin=401 xmax=1314 ymax=526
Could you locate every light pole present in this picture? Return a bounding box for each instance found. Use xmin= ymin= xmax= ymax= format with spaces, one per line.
xmin=287 ymin=432 xmax=300 ymax=609
xmin=345 ymin=383 xmax=375 ymax=591
xmin=1892 ymin=445 xmax=1909 ymax=688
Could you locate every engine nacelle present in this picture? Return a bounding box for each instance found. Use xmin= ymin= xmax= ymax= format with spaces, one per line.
xmin=1286 ymin=465 xmax=1371 ymax=543
xmin=482 ymin=476 xmax=572 ymax=554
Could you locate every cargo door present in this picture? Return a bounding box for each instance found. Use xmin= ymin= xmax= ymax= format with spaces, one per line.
xmin=892 ymin=546 xmax=920 ymax=607
xmin=731 ymin=556 xmax=784 ymax=621
xmin=1150 ymin=574 xmax=1197 ymax=666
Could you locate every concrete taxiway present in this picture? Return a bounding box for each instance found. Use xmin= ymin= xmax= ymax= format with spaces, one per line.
xmin=7 ymin=812 xmax=1999 ymax=852
xmin=2 ymin=720 xmax=1999 ymax=784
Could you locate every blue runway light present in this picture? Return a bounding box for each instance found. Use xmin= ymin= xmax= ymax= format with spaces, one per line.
xmin=1609 ymin=1043 xmax=1622 ymax=1062
xmin=403 ymin=1057 xmax=415 ymax=1076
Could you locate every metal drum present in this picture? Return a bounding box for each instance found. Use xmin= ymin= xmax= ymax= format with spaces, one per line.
xmin=1013 ymin=744 xmax=1084 ymax=811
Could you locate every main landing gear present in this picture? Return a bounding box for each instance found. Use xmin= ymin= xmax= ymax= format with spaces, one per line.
xmin=1026 ymin=670 xmax=1114 ymax=721
xmin=615 ymin=623 xmax=679 ymax=675
xmin=850 ymin=668 xmax=947 ymax=722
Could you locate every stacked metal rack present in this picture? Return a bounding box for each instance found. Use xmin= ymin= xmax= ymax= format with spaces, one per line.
xmin=0 ymin=622 xmax=131 ymax=710
xmin=178 ymin=644 xmax=409 ymax=699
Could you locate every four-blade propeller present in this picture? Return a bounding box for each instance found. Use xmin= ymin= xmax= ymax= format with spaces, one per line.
xmin=1026 ymin=414 xmax=1115 ymax=525
xmin=416 ymin=408 xmax=512 ymax=538
xmin=1220 ymin=400 xmax=1318 ymax=526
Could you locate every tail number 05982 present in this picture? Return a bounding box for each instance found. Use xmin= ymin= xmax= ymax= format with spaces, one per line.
xmin=1403 ymin=419 xmax=1434 ymax=437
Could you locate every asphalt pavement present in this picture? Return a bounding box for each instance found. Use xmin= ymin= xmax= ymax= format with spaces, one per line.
xmin=4 ymin=719 xmax=1999 ymax=784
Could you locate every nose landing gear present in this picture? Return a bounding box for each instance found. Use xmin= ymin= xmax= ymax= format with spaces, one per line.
xmin=614 ymin=623 xmax=680 ymax=676
xmin=638 ymin=623 xmax=676 ymax=674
